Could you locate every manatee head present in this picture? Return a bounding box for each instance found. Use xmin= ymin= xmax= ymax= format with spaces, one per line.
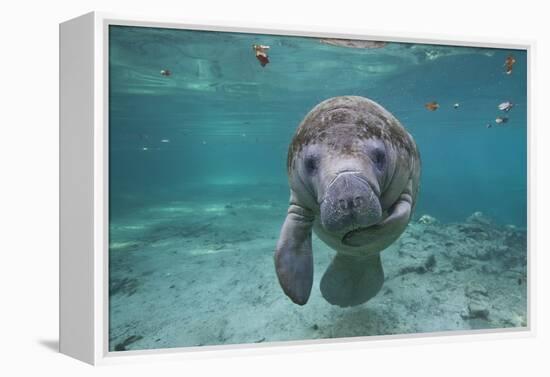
xmin=287 ymin=96 xmax=419 ymax=245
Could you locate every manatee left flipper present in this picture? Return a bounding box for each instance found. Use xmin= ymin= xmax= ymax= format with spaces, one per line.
xmin=274 ymin=204 xmax=314 ymax=305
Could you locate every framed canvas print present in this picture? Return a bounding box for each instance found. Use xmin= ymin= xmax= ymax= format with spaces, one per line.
xmin=59 ymin=12 xmax=532 ymax=365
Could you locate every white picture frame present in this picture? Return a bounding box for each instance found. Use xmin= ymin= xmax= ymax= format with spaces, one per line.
xmin=59 ymin=11 xmax=534 ymax=365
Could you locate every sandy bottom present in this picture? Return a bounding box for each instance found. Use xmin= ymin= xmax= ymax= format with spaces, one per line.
xmin=108 ymin=186 xmax=527 ymax=352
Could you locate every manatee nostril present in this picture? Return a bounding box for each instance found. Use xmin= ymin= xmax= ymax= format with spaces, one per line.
xmin=337 ymin=196 xmax=365 ymax=210
xmin=338 ymin=199 xmax=347 ymax=210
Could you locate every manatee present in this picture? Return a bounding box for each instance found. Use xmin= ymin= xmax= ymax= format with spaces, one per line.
xmin=274 ymin=96 xmax=421 ymax=307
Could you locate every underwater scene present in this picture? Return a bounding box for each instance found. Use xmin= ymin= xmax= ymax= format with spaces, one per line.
xmin=108 ymin=25 xmax=527 ymax=351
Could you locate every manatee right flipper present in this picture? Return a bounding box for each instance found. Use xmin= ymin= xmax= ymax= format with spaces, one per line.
xmin=320 ymin=253 xmax=384 ymax=307
xmin=274 ymin=203 xmax=314 ymax=305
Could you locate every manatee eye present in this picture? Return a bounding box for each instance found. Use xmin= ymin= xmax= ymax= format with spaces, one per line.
xmin=372 ymin=148 xmax=386 ymax=170
xmin=304 ymin=155 xmax=319 ymax=174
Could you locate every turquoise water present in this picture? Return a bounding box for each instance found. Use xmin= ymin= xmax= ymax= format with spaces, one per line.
xmin=108 ymin=25 xmax=527 ymax=351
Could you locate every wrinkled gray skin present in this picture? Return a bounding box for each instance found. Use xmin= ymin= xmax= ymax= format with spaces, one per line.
xmin=275 ymin=96 xmax=420 ymax=307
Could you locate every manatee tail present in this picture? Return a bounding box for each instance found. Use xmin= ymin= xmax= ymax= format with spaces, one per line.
xmin=320 ymin=253 xmax=384 ymax=307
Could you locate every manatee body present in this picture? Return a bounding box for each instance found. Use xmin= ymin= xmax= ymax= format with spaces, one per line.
xmin=275 ymin=96 xmax=420 ymax=307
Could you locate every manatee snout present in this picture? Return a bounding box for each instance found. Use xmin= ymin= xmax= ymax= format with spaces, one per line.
xmin=320 ymin=172 xmax=382 ymax=234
